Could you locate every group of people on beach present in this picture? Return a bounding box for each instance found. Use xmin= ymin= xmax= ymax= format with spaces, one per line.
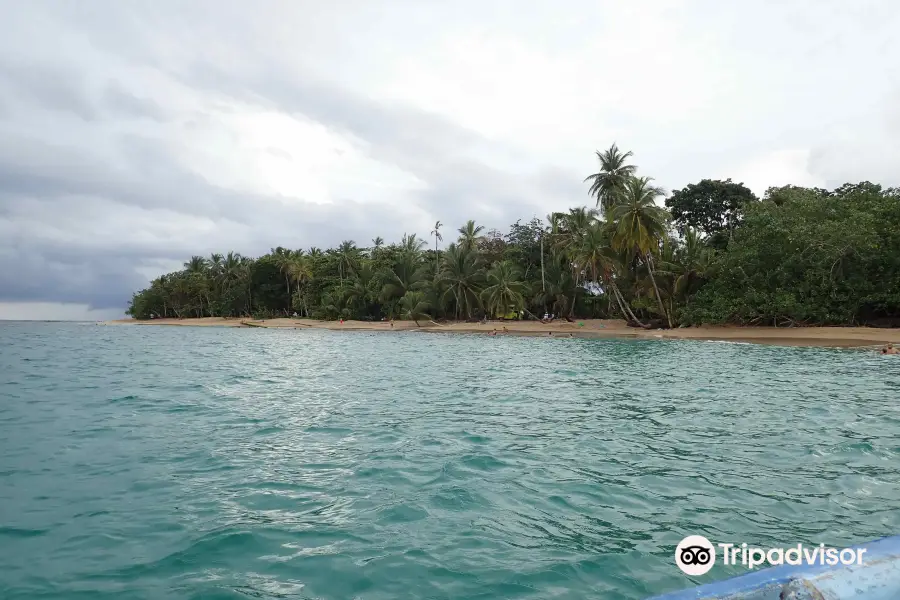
xmin=881 ymin=343 xmax=899 ymax=355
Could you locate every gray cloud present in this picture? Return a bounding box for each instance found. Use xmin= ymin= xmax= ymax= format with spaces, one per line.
xmin=103 ymin=82 xmax=168 ymax=122
xmin=1 ymin=1 xmax=899 ymax=319
xmin=0 ymin=57 xmax=97 ymax=121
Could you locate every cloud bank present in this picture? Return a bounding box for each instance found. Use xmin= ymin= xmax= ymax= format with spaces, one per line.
xmin=1 ymin=1 xmax=898 ymax=319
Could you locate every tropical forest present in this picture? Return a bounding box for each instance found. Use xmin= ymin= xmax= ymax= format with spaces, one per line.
xmin=126 ymin=145 xmax=900 ymax=328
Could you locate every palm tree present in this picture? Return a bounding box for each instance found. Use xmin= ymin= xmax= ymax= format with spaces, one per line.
xmin=345 ymin=261 xmax=377 ymax=316
xmin=209 ymin=253 xmax=223 ymax=275
xmin=184 ymin=255 xmax=208 ymax=274
xmin=320 ymin=290 xmax=350 ymax=320
xmin=336 ymin=240 xmax=358 ymax=288
xmin=584 ymin=143 xmax=637 ymax=212
xmin=458 ymin=219 xmax=485 ymax=252
xmin=399 ymin=291 xmax=430 ymax=326
xmin=371 ymin=237 xmax=384 ymax=259
xmin=531 ymin=257 xmax=572 ymax=319
xmin=481 ymin=261 xmax=528 ymax=318
xmin=287 ymin=251 xmax=312 ymax=315
xmin=269 ymin=247 xmax=296 ymax=310
xmin=207 ymin=253 xmax=224 ymax=315
xmin=379 ymin=251 xmax=429 ymax=305
xmin=609 ymin=176 xmax=671 ymax=327
xmin=400 ymin=233 xmax=427 ymax=255
xmin=437 ymin=243 xmax=483 ymax=320
xmin=549 ymin=207 xmax=600 ymax=317
xmin=573 ymin=223 xmax=648 ymax=327
xmin=430 ymin=221 xmax=443 ymax=278
xmin=657 ymin=228 xmax=713 ymax=310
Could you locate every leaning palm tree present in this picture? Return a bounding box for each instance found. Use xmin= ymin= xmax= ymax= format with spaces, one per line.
xmin=457 ymin=219 xmax=485 ymax=252
xmin=574 ymin=223 xmax=648 ymax=327
xmin=430 ymin=221 xmax=443 ymax=278
xmin=609 ymin=176 xmax=672 ymax=326
xmin=584 ymin=143 xmax=637 ymax=212
xmin=481 ymin=261 xmax=528 ymax=318
xmin=399 ymin=291 xmax=430 ymax=326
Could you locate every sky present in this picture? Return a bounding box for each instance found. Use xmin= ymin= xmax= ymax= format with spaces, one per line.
xmin=1 ymin=0 xmax=899 ymax=320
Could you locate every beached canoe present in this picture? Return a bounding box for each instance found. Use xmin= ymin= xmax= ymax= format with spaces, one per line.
xmin=647 ymin=535 xmax=900 ymax=600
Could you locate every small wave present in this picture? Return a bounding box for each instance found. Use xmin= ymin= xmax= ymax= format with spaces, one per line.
xmin=108 ymin=394 xmax=138 ymax=403
xmin=0 ymin=526 xmax=48 ymax=538
xmin=253 ymin=426 xmax=285 ymax=436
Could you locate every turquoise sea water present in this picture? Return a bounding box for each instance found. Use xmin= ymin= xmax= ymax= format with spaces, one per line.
xmin=1 ymin=322 xmax=899 ymax=599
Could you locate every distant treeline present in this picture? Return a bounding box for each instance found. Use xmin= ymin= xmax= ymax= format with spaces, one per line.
xmin=127 ymin=145 xmax=900 ymax=327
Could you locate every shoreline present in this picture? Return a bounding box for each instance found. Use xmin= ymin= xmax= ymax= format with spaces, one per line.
xmin=101 ymin=317 xmax=899 ymax=348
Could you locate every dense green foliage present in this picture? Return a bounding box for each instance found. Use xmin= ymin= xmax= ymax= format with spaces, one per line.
xmin=128 ymin=146 xmax=900 ymax=327
xmin=683 ymin=182 xmax=900 ymax=326
xmin=664 ymin=178 xmax=758 ymax=250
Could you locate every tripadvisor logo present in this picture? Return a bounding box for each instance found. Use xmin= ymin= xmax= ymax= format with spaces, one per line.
xmin=674 ymin=535 xmax=868 ymax=575
xmin=675 ymin=535 xmax=715 ymax=576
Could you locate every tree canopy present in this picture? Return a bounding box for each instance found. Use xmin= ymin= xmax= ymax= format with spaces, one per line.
xmin=664 ymin=178 xmax=758 ymax=249
xmin=127 ymin=150 xmax=900 ymax=329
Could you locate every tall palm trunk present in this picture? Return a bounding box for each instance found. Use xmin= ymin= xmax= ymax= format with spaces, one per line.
xmin=645 ymin=252 xmax=672 ymax=328
xmin=540 ymin=232 xmax=546 ymax=293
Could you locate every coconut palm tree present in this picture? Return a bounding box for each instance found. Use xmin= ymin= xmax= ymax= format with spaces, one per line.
xmin=184 ymin=255 xmax=208 ymax=274
xmin=458 ymin=219 xmax=485 ymax=252
xmin=287 ymin=251 xmax=312 ymax=315
xmin=609 ymin=176 xmax=672 ymax=326
xmin=437 ymin=243 xmax=483 ymax=320
xmin=584 ymin=143 xmax=637 ymax=212
xmin=336 ymin=240 xmax=359 ymax=288
xmin=269 ymin=247 xmax=294 ymax=300
xmin=400 ymin=233 xmax=427 ymax=255
xmin=345 ymin=261 xmax=377 ymax=317
xmin=379 ymin=251 xmax=429 ymax=305
xmin=320 ymin=290 xmax=350 ymax=320
xmin=370 ymin=237 xmax=384 ymax=259
xmin=481 ymin=261 xmax=528 ymax=318
xmin=548 ymin=207 xmax=601 ymax=317
xmin=573 ymin=223 xmax=648 ymax=327
xmin=430 ymin=221 xmax=443 ymax=278
xmin=531 ymin=257 xmax=571 ymax=318
xmin=657 ymin=228 xmax=713 ymax=310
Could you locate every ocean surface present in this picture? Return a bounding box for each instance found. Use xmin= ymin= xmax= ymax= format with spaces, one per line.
xmin=1 ymin=322 xmax=899 ymax=599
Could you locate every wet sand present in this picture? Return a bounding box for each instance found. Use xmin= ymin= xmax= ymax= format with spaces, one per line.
xmin=102 ymin=317 xmax=899 ymax=348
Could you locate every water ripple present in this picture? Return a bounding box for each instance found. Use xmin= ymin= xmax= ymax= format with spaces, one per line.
xmin=1 ymin=322 xmax=899 ymax=599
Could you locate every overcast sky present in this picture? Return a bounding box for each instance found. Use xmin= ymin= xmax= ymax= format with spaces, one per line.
xmin=1 ymin=1 xmax=898 ymax=320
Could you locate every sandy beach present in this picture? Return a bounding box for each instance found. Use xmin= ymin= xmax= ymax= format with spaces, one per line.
xmin=102 ymin=317 xmax=899 ymax=348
